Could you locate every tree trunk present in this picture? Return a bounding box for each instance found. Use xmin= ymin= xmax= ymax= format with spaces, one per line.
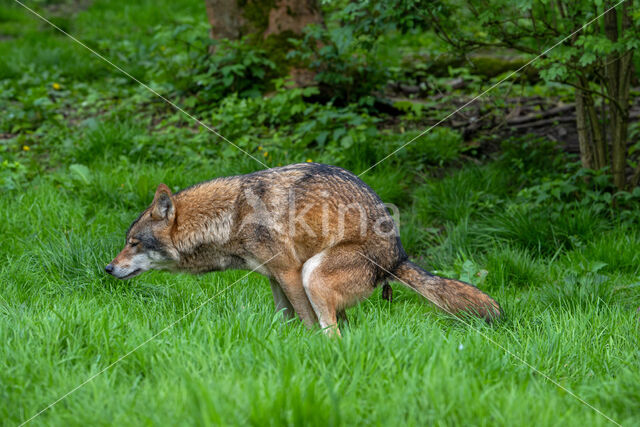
xmin=575 ymin=88 xmax=595 ymax=169
xmin=204 ymin=0 xmax=244 ymax=41
xmin=204 ymin=0 xmax=322 ymax=40
xmin=578 ymin=77 xmax=607 ymax=170
xmin=203 ymin=0 xmax=323 ymax=86
xmin=263 ymin=0 xmax=323 ymax=38
xmin=571 ymin=32 xmax=608 ymax=172
xmin=604 ymin=1 xmax=634 ymax=190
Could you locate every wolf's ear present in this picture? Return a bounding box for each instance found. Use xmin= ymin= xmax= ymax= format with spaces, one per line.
xmin=151 ymin=183 xmax=174 ymax=221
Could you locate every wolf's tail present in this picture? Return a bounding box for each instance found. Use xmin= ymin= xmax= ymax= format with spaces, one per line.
xmin=392 ymin=260 xmax=501 ymax=322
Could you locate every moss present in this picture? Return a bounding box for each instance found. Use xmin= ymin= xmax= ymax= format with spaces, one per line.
xmin=239 ymin=0 xmax=277 ymax=34
xmin=402 ymin=51 xmax=539 ymax=81
xmin=470 ymin=56 xmax=533 ymax=79
xmin=262 ymin=30 xmax=305 ymax=75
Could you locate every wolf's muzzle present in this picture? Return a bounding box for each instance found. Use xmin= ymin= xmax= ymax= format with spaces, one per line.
xmin=105 ymin=264 xmax=115 ymax=275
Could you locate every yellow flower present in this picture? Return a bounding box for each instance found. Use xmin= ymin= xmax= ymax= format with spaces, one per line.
xmin=263 ymin=151 xmax=268 ymax=157
xmin=52 ymin=83 xmax=61 ymax=90
xmin=306 ymin=158 xmax=312 ymax=163
xmin=258 ymin=146 xmax=263 ymax=151
xmin=22 ymin=145 xmax=30 ymax=151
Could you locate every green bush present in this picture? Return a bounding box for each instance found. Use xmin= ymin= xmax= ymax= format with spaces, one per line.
xmin=151 ymin=33 xmax=277 ymax=106
xmin=403 ymin=127 xmax=462 ymax=167
xmin=289 ymin=24 xmax=388 ymax=104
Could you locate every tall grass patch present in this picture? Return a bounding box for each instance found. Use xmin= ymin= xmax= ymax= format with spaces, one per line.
xmin=485 ymin=246 xmax=546 ymax=289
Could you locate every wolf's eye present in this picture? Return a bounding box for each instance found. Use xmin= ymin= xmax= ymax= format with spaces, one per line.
xmin=129 ymin=240 xmax=139 ymax=247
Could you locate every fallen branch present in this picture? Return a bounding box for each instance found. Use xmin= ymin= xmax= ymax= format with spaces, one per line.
xmin=507 ymin=104 xmax=575 ymax=125
xmin=511 ymin=116 xmax=577 ymax=129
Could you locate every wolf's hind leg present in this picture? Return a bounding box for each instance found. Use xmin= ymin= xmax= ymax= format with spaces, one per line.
xmin=269 ymin=278 xmax=295 ymax=321
xmin=302 ymin=245 xmax=377 ymax=336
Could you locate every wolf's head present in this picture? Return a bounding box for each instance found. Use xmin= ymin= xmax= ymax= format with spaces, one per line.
xmin=106 ymin=183 xmax=179 ymax=279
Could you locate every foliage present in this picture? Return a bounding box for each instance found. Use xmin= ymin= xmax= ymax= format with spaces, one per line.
xmin=497 ymin=136 xmax=566 ymax=184
xmin=0 ymin=158 xmax=28 ymax=191
xmin=515 ymin=167 xmax=640 ymax=223
xmin=287 ymin=0 xmax=435 ymax=104
xmin=289 ymin=24 xmax=388 ymax=104
xmin=326 ymin=0 xmax=432 ymax=42
xmin=422 ymin=0 xmax=640 ymax=189
xmin=150 ymin=24 xmax=277 ymax=106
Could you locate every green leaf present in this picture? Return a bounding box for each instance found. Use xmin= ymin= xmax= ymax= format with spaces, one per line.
xmin=315 ymin=131 xmax=330 ymax=146
xmin=69 ymin=164 xmax=92 ymax=185
xmin=578 ymin=52 xmax=596 ymax=67
xmin=222 ymin=75 xmax=234 ymax=87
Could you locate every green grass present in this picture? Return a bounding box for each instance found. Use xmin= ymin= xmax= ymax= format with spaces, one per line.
xmin=1 ymin=0 xmax=640 ymax=425
xmin=2 ymin=134 xmax=639 ymax=427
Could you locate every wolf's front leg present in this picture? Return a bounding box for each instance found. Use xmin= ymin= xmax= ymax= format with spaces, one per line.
xmin=337 ymin=310 xmax=349 ymax=328
xmin=269 ymin=278 xmax=296 ymax=321
xmin=272 ymin=269 xmax=319 ymax=328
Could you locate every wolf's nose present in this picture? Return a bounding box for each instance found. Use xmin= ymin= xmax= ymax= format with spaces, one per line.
xmin=105 ymin=264 xmax=114 ymax=274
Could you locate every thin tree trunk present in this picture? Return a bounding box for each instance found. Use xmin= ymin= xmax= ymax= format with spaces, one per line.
xmin=605 ymin=3 xmax=623 ymax=188
xmin=582 ymin=88 xmax=607 ymax=169
xmin=604 ymin=1 xmax=634 ymax=190
xmin=575 ymin=88 xmax=595 ymax=169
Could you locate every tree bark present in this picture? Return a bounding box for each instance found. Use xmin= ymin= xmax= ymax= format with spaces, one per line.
xmin=580 ymin=81 xmax=607 ymax=170
xmin=203 ymin=0 xmax=323 ymax=85
xmin=264 ymin=0 xmax=323 ymax=38
xmin=604 ymin=1 xmax=634 ymax=190
xmin=575 ymin=88 xmax=594 ymax=169
xmin=204 ymin=0 xmax=244 ymax=41
xmin=204 ymin=0 xmax=322 ymax=40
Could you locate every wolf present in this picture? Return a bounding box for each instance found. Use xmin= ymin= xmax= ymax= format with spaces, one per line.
xmin=106 ymin=163 xmax=500 ymax=335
